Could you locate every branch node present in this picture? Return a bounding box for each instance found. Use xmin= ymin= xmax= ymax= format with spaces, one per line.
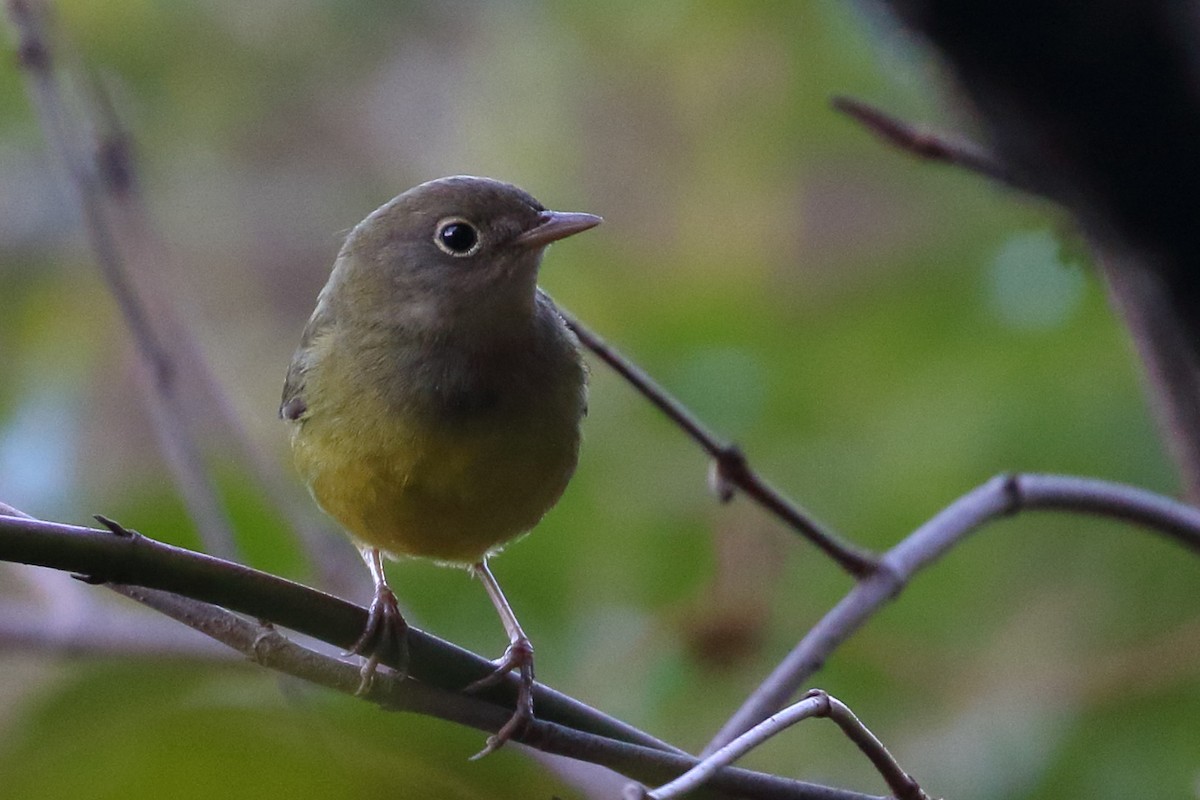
xmin=251 ymin=624 xmax=281 ymax=664
xmin=15 ymin=33 xmax=48 ymax=70
xmin=9 ymin=0 xmax=50 ymax=72
xmin=998 ymin=472 xmax=1023 ymax=516
xmin=802 ymin=687 xmax=832 ymax=716
xmin=707 ymin=444 xmax=745 ymax=503
xmin=95 ymin=134 xmax=135 ymax=196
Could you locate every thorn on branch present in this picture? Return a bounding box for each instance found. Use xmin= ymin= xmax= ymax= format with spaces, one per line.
xmin=94 ymin=514 xmax=136 ymax=538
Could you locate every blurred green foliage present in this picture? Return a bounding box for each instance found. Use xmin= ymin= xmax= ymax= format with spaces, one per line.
xmin=0 ymin=2 xmax=1196 ymax=799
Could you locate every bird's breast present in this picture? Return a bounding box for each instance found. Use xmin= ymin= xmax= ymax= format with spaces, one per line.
xmin=290 ymin=326 xmax=585 ymax=564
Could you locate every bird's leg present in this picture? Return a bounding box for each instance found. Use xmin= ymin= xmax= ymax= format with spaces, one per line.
xmin=349 ymin=546 xmax=409 ymax=694
xmin=465 ymin=559 xmax=535 ymax=758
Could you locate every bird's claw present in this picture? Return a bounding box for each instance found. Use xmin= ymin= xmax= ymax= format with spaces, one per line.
xmin=348 ymin=585 xmax=409 ymax=694
xmin=466 ymin=637 xmax=535 ymax=757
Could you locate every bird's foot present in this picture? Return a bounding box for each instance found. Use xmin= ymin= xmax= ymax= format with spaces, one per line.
xmin=465 ymin=637 xmax=535 ymax=759
xmin=348 ymin=584 xmax=409 ymax=695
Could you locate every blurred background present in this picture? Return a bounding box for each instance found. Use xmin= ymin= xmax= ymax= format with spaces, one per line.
xmin=1 ymin=2 xmax=1197 ymax=798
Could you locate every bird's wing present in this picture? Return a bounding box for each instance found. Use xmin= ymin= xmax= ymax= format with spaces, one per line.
xmin=279 ymin=302 xmax=334 ymax=421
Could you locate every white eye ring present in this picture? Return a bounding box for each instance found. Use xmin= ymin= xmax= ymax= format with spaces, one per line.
xmin=434 ymin=217 xmax=482 ymax=257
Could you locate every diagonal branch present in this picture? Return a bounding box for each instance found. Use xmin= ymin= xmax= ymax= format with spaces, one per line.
xmin=834 ymin=93 xmax=1200 ymax=505
xmin=0 ymin=599 xmax=239 ymax=660
xmin=80 ymin=73 xmax=343 ymax=582
xmin=704 ymin=472 xmax=1200 ymax=754
xmin=0 ymin=510 xmax=669 ymax=752
xmin=845 ymin=1 xmax=1200 ymax=501
xmin=554 ymin=301 xmax=879 ymax=579
xmin=831 ymin=95 xmax=1025 ymax=192
xmin=114 ymin=586 xmax=884 ymax=800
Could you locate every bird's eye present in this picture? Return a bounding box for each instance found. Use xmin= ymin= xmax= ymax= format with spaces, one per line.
xmin=434 ymin=218 xmax=481 ymax=256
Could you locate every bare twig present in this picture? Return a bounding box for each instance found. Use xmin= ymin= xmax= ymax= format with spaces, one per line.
xmin=832 ymin=94 xmax=1200 ymax=504
xmin=705 ymin=472 xmax=1200 ymax=754
xmin=831 ymin=96 xmax=1023 ymax=191
xmin=4 ymin=0 xmax=239 ymax=560
xmin=109 ymin=583 xmax=523 ymax=726
xmin=0 ymin=502 xmax=32 ymax=519
xmin=857 ymin=2 xmax=1200 ymax=499
xmin=630 ymin=690 xmax=928 ymax=800
xmin=814 ymin=692 xmax=930 ymax=800
xmin=113 ymin=587 xmax=884 ymax=800
xmin=553 ymin=301 xmax=879 ymax=578
xmin=82 ymin=73 xmax=342 ymax=580
xmin=0 ymin=599 xmax=240 ymax=660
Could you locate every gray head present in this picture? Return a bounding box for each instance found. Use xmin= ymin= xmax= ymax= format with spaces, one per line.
xmin=331 ymin=176 xmax=600 ymax=335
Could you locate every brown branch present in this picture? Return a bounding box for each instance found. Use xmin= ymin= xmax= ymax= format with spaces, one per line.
xmin=704 ymin=472 xmax=1200 ymax=754
xmin=0 ymin=510 xmax=672 ymax=752
xmin=831 ymin=95 xmax=1024 ymax=191
xmin=553 ymin=300 xmax=879 ymax=579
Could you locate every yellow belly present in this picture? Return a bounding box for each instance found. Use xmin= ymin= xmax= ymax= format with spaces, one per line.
xmin=291 ymin=390 xmax=579 ymax=565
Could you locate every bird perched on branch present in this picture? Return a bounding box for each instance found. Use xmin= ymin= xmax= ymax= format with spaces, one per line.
xmin=281 ymin=175 xmax=599 ymax=755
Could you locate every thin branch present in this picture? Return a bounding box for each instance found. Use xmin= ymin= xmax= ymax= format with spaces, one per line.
xmin=832 ymin=94 xmax=1200 ymax=504
xmin=839 ymin=2 xmax=1200 ymax=501
xmin=0 ymin=509 xmax=677 ymax=753
xmin=553 ymin=301 xmax=879 ymax=579
xmin=0 ymin=508 xmax=879 ymax=800
xmin=106 ymin=585 xmax=883 ymax=800
xmin=815 ymin=692 xmax=929 ymax=800
xmin=81 ymin=72 xmax=342 ymax=581
xmin=831 ymin=96 xmax=1025 ymax=192
xmin=0 ymin=600 xmax=239 ymax=660
xmin=4 ymin=0 xmax=239 ymax=560
xmin=109 ymin=583 xmax=516 ymax=726
xmin=631 ymin=690 xmax=928 ymax=800
xmin=704 ymin=472 xmax=1200 ymax=754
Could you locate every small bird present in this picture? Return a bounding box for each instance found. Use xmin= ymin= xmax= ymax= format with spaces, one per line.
xmin=281 ymin=175 xmax=599 ymax=755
